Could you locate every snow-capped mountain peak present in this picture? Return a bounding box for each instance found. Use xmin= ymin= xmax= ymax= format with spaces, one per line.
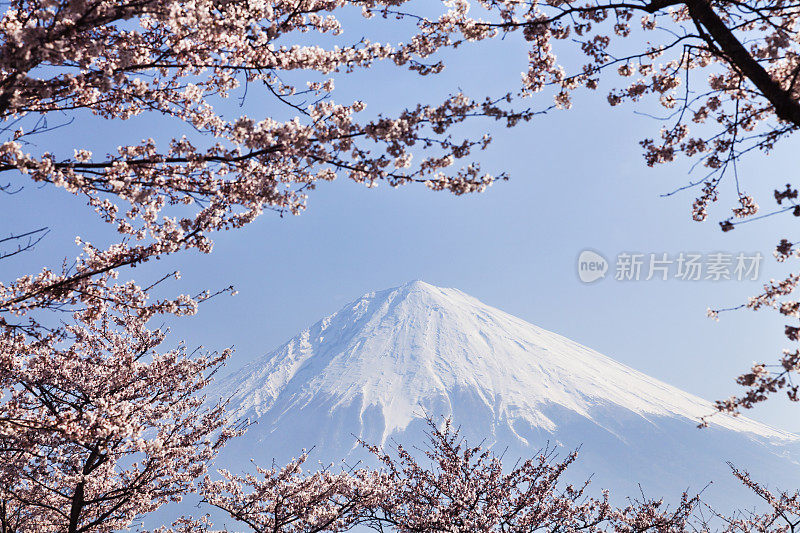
xmin=218 ymin=280 xmax=792 ymax=443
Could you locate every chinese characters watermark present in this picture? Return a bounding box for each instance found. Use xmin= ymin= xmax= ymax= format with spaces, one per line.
xmin=578 ymin=250 xmax=763 ymax=283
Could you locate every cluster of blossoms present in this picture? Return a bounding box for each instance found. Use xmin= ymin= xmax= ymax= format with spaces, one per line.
xmin=732 ymin=195 xmax=759 ymax=219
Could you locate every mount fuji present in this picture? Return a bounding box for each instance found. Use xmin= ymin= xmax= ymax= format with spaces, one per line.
xmin=211 ymin=281 xmax=800 ymax=511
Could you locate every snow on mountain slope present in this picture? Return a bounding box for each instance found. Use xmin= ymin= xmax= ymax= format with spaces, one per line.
xmin=207 ymin=280 xmax=800 ymax=512
xmin=219 ymin=280 xmax=791 ymax=442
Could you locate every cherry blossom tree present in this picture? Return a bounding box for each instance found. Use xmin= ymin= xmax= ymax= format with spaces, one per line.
xmin=357 ymin=417 xmax=699 ymax=532
xmin=195 ymin=417 xmax=701 ymax=533
xmin=0 ymin=288 xmax=238 ymax=532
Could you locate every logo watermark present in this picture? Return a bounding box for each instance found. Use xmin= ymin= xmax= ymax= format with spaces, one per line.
xmin=578 ymin=250 xmax=763 ymax=283
xmin=577 ymin=250 xmax=609 ymax=283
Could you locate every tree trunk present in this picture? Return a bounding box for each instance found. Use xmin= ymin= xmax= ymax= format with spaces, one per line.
xmin=686 ymin=0 xmax=800 ymax=127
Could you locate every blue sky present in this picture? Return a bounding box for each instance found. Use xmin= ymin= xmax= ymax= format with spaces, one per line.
xmin=3 ymin=15 xmax=800 ymax=433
